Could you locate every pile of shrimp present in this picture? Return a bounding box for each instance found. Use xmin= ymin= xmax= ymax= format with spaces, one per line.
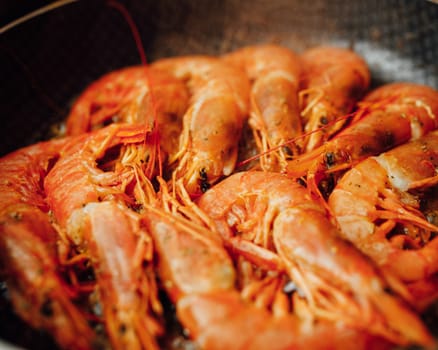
xmin=1 ymin=44 xmax=438 ymax=350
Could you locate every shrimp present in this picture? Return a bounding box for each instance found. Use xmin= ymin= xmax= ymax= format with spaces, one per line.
xmin=66 ymin=66 xmax=189 ymax=138
xmin=299 ymin=46 xmax=371 ymax=152
xmin=287 ymin=82 xmax=438 ymax=200
xmin=0 ymin=139 xmax=97 ymax=350
xmin=178 ymin=292 xmax=393 ymax=350
xmin=223 ymin=44 xmax=302 ymax=171
xmin=66 ymin=66 xmax=190 ymax=174
xmin=141 ymin=185 xmax=391 ymax=350
xmin=44 ymin=124 xmax=163 ymax=350
xmin=151 ymin=56 xmax=250 ymax=195
xmin=329 ymin=130 xmax=438 ymax=305
xmin=196 ymin=171 xmax=433 ymax=347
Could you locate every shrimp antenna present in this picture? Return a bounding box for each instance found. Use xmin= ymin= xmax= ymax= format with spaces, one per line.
xmin=107 ymin=0 xmax=163 ymax=177
xmin=0 ymin=0 xmax=79 ymax=34
xmin=106 ymin=0 xmax=148 ymax=66
xmin=237 ymin=112 xmax=355 ymax=168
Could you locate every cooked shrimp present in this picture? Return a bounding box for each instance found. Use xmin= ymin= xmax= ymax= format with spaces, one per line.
xmin=223 ymin=44 xmax=302 ymax=171
xmin=66 ymin=66 xmax=189 ymax=138
xmin=151 ymin=56 xmax=250 ymax=195
xmin=287 ymin=82 xmax=438 ymax=201
xmin=44 ymin=124 xmax=163 ymax=350
xmin=196 ymin=171 xmax=433 ymax=347
xmin=0 ymin=139 xmax=97 ymax=350
xmin=66 ymin=66 xmax=190 ymax=175
xmin=141 ymin=187 xmax=391 ymax=350
xmin=178 ymin=290 xmax=395 ymax=350
xmin=329 ymin=130 xmax=438 ymax=299
xmin=300 ymin=46 xmax=370 ymax=152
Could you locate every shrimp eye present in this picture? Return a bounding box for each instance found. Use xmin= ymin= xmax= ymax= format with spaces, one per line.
xmin=200 ymin=181 xmax=211 ymax=193
xmin=199 ymin=168 xmax=211 ymax=193
xmin=374 ymin=130 xmax=395 ymax=150
xmin=324 ymin=152 xmax=336 ymax=167
xmin=199 ymin=168 xmax=208 ymax=181
xmin=296 ymin=177 xmax=307 ymax=188
xmin=40 ymin=298 xmax=54 ymax=317
xmin=119 ymin=323 xmax=127 ymax=334
xmin=282 ymin=145 xmax=294 ymax=156
xmin=9 ymin=211 xmax=22 ymax=221
xmin=319 ymin=175 xmax=335 ymax=199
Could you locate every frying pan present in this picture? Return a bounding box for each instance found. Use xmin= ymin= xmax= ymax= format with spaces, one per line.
xmin=0 ymin=0 xmax=438 ymax=348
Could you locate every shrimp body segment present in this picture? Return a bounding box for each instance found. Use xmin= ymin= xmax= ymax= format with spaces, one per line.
xmin=329 ymin=130 xmax=438 ymax=290
xmin=223 ymin=44 xmax=302 ymax=170
xmin=151 ymin=56 xmax=250 ymax=195
xmin=0 ymin=140 xmax=96 ymax=350
xmin=197 ymin=171 xmax=433 ymax=347
xmin=300 ymin=47 xmax=371 ymax=152
xmin=44 ymin=124 xmax=163 ymax=350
